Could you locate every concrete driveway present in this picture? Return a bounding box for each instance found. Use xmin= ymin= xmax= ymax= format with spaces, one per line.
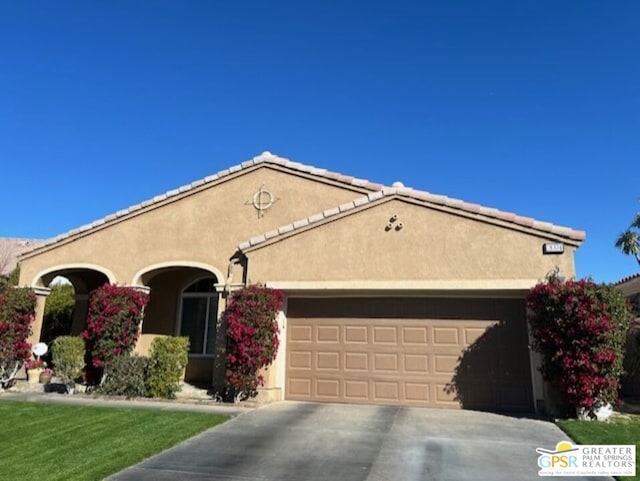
xmin=109 ymin=401 xmax=613 ymax=481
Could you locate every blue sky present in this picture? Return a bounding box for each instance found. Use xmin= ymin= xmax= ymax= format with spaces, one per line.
xmin=1 ymin=1 xmax=638 ymax=283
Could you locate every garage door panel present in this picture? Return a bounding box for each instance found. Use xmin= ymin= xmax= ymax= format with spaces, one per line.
xmin=316 ymin=352 xmax=340 ymax=370
xmin=433 ymin=354 xmax=459 ymax=374
xmin=286 ymin=298 xmax=533 ymax=411
xmin=373 ymin=326 xmax=397 ymax=344
xmin=316 ymin=379 xmax=340 ymax=399
xmin=288 ymin=378 xmax=312 ymax=396
xmin=290 ymin=325 xmax=312 ymax=342
xmin=374 ymin=381 xmax=400 ymax=401
xmin=433 ymin=326 xmax=459 ymax=345
xmin=402 ymin=326 xmax=428 ymax=345
xmin=405 ymin=382 xmax=430 ymax=402
xmin=345 ymin=380 xmax=369 ymax=400
xmin=373 ymin=353 xmax=398 ymax=372
xmin=317 ymin=325 xmax=340 ymax=342
xmin=403 ymin=354 xmax=429 ymax=373
xmin=344 ymin=352 xmax=368 ymax=371
xmin=289 ymin=351 xmax=312 ymax=369
xmin=345 ymin=325 xmax=368 ymax=342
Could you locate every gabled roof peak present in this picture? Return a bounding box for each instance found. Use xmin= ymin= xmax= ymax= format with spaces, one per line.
xmin=20 ymin=151 xmax=586 ymax=258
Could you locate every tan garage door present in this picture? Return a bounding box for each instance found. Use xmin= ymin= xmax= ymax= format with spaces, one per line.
xmin=286 ymin=297 xmax=533 ymax=412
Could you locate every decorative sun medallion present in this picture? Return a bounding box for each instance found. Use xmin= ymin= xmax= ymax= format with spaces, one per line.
xmin=246 ymin=185 xmax=278 ymax=217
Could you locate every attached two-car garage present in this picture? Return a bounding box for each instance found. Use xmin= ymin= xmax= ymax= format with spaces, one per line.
xmin=285 ymin=297 xmax=533 ymax=412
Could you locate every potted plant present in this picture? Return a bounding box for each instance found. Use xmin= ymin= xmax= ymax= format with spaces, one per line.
xmin=25 ymin=359 xmax=46 ymax=383
xmin=39 ymin=368 xmax=54 ymax=384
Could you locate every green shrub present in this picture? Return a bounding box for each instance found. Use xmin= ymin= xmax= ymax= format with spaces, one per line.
xmin=146 ymin=336 xmax=189 ymax=399
xmin=52 ymin=336 xmax=85 ymax=386
xmin=100 ymin=355 xmax=149 ymax=398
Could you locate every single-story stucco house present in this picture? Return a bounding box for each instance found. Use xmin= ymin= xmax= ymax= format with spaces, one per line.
xmin=18 ymin=152 xmax=585 ymax=412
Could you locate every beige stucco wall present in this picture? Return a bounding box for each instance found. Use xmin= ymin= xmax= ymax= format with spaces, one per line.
xmin=19 ymin=166 xmax=365 ymax=288
xmin=245 ymin=198 xmax=577 ymax=285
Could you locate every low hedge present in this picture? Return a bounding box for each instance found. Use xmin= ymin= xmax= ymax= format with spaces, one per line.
xmin=52 ymin=336 xmax=85 ymax=386
xmin=146 ymin=336 xmax=189 ymax=399
xmin=100 ymin=355 xmax=149 ymax=398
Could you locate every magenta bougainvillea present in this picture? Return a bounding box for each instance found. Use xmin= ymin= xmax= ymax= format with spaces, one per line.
xmin=0 ymin=287 xmax=37 ymax=387
xmin=527 ymin=278 xmax=632 ymax=409
xmin=223 ymin=285 xmax=284 ymax=398
xmin=81 ymin=284 xmax=149 ymax=371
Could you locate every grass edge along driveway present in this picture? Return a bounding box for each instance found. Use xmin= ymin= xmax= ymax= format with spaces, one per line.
xmin=557 ymin=413 xmax=640 ymax=481
xmin=0 ymin=400 xmax=229 ymax=481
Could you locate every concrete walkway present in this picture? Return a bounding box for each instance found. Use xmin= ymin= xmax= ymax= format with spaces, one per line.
xmin=0 ymin=385 xmax=252 ymax=416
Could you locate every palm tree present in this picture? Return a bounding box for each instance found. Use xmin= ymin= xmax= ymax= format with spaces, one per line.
xmin=615 ymin=212 xmax=640 ymax=266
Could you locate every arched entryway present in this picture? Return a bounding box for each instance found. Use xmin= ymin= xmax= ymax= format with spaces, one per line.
xmin=132 ymin=262 xmax=225 ymax=383
xmin=31 ymin=264 xmax=114 ymax=342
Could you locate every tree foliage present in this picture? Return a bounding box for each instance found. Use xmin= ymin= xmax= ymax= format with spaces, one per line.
xmin=81 ymin=284 xmax=149 ymax=375
xmin=615 ymin=210 xmax=640 ymax=266
xmin=223 ymin=285 xmax=284 ymax=400
xmin=0 ymin=287 xmax=36 ymax=388
xmin=527 ymin=278 xmax=632 ymax=410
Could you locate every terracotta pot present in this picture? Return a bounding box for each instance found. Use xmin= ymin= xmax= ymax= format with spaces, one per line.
xmin=39 ymin=372 xmax=52 ymax=384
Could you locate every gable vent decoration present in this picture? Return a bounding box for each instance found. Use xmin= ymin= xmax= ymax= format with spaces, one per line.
xmin=386 ymin=214 xmax=403 ymax=231
xmin=247 ymin=185 xmax=278 ymax=218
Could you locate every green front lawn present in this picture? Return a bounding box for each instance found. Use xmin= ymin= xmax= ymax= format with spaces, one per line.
xmin=557 ymin=414 xmax=640 ymax=481
xmin=0 ymin=400 xmax=229 ymax=481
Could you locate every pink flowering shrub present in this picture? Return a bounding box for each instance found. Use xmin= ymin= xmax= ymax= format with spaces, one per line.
xmin=527 ymin=278 xmax=632 ymax=410
xmin=0 ymin=287 xmax=36 ymax=387
xmin=81 ymin=284 xmax=149 ymax=374
xmin=223 ymin=285 xmax=284 ymax=398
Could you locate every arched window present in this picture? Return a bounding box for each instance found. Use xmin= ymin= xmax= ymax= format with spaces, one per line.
xmin=179 ymin=277 xmax=219 ymax=355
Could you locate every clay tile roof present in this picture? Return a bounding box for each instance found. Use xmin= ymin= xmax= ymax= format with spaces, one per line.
xmin=614 ymin=272 xmax=640 ymax=285
xmin=20 ymin=151 xmax=586 ymax=258
xmin=238 ymin=186 xmax=586 ymax=252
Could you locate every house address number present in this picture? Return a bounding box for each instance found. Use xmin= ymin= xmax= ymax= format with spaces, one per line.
xmin=542 ymin=242 xmax=564 ymax=254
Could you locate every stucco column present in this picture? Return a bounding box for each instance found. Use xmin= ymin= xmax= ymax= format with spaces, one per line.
xmin=70 ymin=294 xmax=89 ymax=335
xmin=211 ymin=288 xmax=229 ymax=394
xmin=27 ymin=287 xmax=51 ymax=347
xmin=129 ymin=285 xmax=151 ymax=354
